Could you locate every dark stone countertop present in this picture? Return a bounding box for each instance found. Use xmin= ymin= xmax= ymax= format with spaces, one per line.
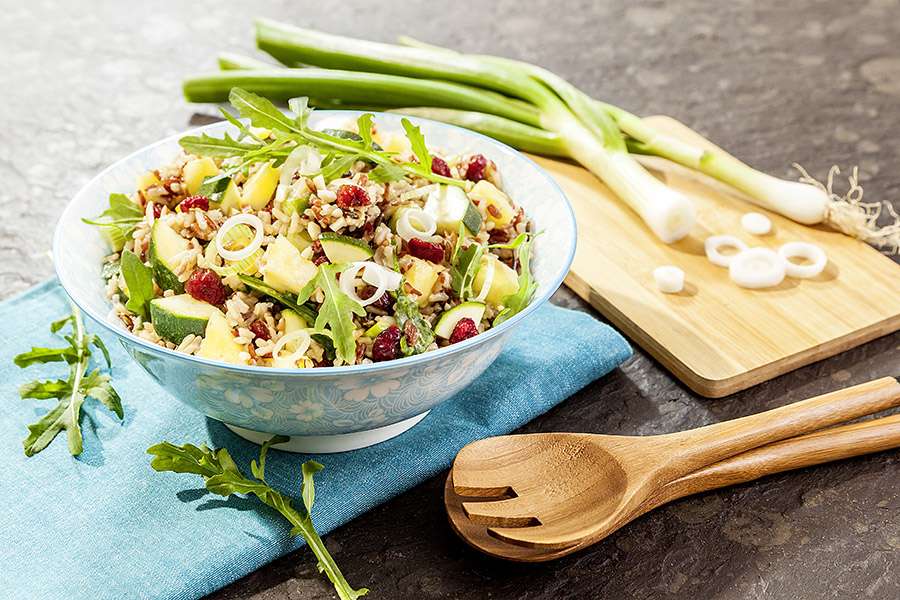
xmin=4 ymin=0 xmax=899 ymax=598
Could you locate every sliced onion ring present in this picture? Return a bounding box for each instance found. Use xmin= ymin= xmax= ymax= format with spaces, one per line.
xmin=216 ymin=214 xmax=264 ymax=262
xmin=340 ymin=262 xmax=388 ymax=307
xmin=729 ymin=248 xmax=786 ymax=289
xmin=271 ymin=329 xmax=312 ymax=367
xmin=361 ymin=262 xmax=402 ymax=291
xmin=705 ymin=235 xmax=749 ymax=267
xmin=396 ymin=208 xmax=436 ymax=242
xmin=778 ymin=242 xmax=827 ymax=279
xmin=473 ymin=257 xmax=496 ymax=302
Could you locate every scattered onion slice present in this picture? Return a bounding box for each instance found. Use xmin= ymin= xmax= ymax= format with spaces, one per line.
xmin=705 ymin=235 xmax=749 ymax=267
xmin=653 ymin=266 xmax=684 ymax=294
xmin=340 ymin=262 xmax=388 ymax=307
xmin=473 ymin=257 xmax=496 ymax=302
xmin=361 ymin=262 xmax=402 ymax=290
xmin=741 ymin=212 xmax=772 ymax=235
xmin=778 ymin=242 xmax=827 ymax=279
xmin=396 ymin=208 xmax=436 ymax=242
xmin=729 ymin=248 xmax=786 ymax=289
xmin=271 ymin=329 xmax=312 ymax=368
xmin=216 ymin=214 xmax=264 ymax=262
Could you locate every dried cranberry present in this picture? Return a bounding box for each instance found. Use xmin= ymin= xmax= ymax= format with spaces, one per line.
xmin=372 ymin=325 xmax=401 ymax=362
xmin=360 ymin=285 xmax=394 ymax=311
xmin=431 ymin=156 xmax=452 ymax=178
xmin=150 ymin=202 xmax=162 ymax=218
xmin=488 ymin=228 xmax=510 ymax=244
xmin=185 ymin=268 xmax=228 ymax=306
xmin=449 ymin=318 xmax=479 ymax=344
xmin=407 ymin=237 xmax=445 ymax=263
xmin=248 ymin=320 xmax=270 ymax=340
xmin=335 ymin=184 xmax=370 ymax=209
xmin=464 ymin=154 xmax=488 ymax=182
xmin=179 ymin=195 xmax=210 ymax=212
xmin=310 ymin=241 xmax=329 ymax=266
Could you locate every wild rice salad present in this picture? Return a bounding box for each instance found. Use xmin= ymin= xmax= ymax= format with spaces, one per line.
xmin=86 ymin=89 xmax=536 ymax=368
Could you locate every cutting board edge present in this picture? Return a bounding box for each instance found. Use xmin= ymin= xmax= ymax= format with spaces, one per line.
xmin=565 ymin=271 xmax=900 ymax=398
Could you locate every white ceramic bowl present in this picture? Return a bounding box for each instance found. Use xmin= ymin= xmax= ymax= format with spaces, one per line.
xmin=53 ymin=112 xmax=576 ymax=452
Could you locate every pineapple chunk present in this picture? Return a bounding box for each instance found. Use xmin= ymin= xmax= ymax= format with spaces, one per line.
xmin=182 ymin=157 xmax=220 ymax=195
xmin=405 ymin=257 xmax=440 ymax=306
xmin=197 ymin=312 xmax=247 ymax=365
xmin=262 ymin=235 xmax=318 ymax=295
xmin=240 ymin=163 xmax=280 ymax=210
xmin=218 ymin=179 xmax=242 ymax=214
xmin=473 ymin=255 xmax=519 ymax=306
xmin=136 ymin=170 xmax=160 ymax=193
xmin=468 ymin=181 xmax=515 ymax=226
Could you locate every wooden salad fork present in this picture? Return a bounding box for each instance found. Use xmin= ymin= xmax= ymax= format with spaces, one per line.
xmin=450 ymin=377 xmax=900 ymax=552
xmin=446 ymin=410 xmax=900 ymax=561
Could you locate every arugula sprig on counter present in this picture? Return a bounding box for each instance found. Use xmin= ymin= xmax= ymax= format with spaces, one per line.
xmin=14 ymin=305 xmax=122 ymax=457
xmin=148 ymin=436 xmax=368 ymax=600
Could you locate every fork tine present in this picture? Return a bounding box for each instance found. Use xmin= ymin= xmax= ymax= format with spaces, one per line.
xmin=462 ymin=496 xmax=541 ymax=528
xmin=452 ymin=435 xmax=553 ymax=496
xmin=488 ymin=523 xmax=583 ymax=550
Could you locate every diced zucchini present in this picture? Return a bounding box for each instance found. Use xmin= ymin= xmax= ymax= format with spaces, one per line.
xmin=282 ymin=309 xmax=308 ymax=333
xmin=318 ymin=232 xmax=374 ymax=263
xmin=240 ymin=162 xmax=280 ymax=210
xmin=468 ymin=181 xmax=515 ymax=227
xmin=424 ymin=185 xmax=483 ymax=234
xmin=150 ymin=294 xmax=223 ymax=344
xmin=405 ymin=257 xmax=441 ymax=306
xmin=136 ymin=170 xmax=160 ymax=193
xmin=218 ymin=179 xmax=242 ymax=213
xmin=183 ymin=157 xmax=220 ymax=195
xmin=149 ymin=221 xmax=191 ymax=293
xmin=197 ymin=311 xmax=246 ymax=365
xmin=473 ymin=255 xmax=519 ymax=306
xmin=286 ymin=229 xmax=313 ymax=252
xmin=262 ymin=235 xmax=318 ymax=295
xmin=364 ymin=316 xmax=397 ymax=338
xmin=434 ymin=301 xmax=485 ymax=339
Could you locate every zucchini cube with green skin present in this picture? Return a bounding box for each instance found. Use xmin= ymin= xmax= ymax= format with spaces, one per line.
xmin=197 ymin=311 xmax=247 ymax=365
xmin=263 ymin=235 xmax=317 ymax=295
xmin=434 ymin=302 xmax=485 ymax=339
xmin=473 ymin=255 xmax=519 ymax=306
xmin=424 ymin=185 xmax=483 ymax=234
xmin=318 ymin=233 xmax=374 ymax=263
xmin=149 ymin=294 xmax=223 ymax=344
xmin=149 ymin=221 xmax=191 ymax=293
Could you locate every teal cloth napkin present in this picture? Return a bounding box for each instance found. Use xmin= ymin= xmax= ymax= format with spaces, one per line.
xmin=0 ymin=281 xmax=630 ymax=599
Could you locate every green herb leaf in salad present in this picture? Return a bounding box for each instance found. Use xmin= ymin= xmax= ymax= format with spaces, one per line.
xmin=148 ymin=436 xmax=368 ymax=600
xmin=394 ymin=284 xmax=435 ymax=356
xmin=237 ymin=274 xmax=318 ymax=324
xmin=179 ymin=131 xmax=259 ymax=158
xmin=81 ymin=193 xmax=144 ymax=252
xmin=120 ymin=249 xmax=155 ymax=319
xmin=296 ymin=263 xmax=366 ymax=365
xmin=14 ymin=305 xmax=123 ymax=457
xmin=494 ymin=233 xmax=538 ymax=326
xmin=449 ymin=224 xmax=484 ymax=300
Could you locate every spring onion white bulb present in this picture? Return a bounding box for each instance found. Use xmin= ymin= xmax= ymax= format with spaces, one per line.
xmin=361 ymin=262 xmax=402 ymax=290
xmin=705 ymin=235 xmax=748 ymax=267
xmin=396 ymin=207 xmax=436 ymax=242
xmin=473 ymin=256 xmax=496 ymax=302
xmin=271 ymin=329 xmax=312 ymax=368
xmin=653 ymin=266 xmax=684 ymax=294
xmin=216 ymin=214 xmax=265 ymax=261
xmin=340 ymin=262 xmax=388 ymax=306
xmin=729 ymin=248 xmax=786 ymax=289
xmin=778 ymin=242 xmax=827 ymax=279
xmin=741 ymin=212 xmax=772 ymax=235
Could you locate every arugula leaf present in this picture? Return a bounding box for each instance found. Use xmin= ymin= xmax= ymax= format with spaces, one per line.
xmin=297 ymin=264 xmax=365 ymax=365
xmin=197 ymin=173 xmax=232 ymax=202
xmin=367 ymin=162 xmax=406 ymax=184
xmin=356 ymin=114 xmax=374 ymax=149
xmin=288 ymin=96 xmax=311 ymax=129
xmin=401 ymin=118 xmax=432 ymax=173
xmin=148 ymin=437 xmax=368 ymax=600
xmin=449 ymin=225 xmax=484 ymax=300
xmin=237 ymin=274 xmax=318 ymax=324
xmin=120 ymin=250 xmax=154 ymax=319
xmin=394 ymin=285 xmax=435 ymax=356
xmin=230 ymin=88 xmax=300 ymax=134
xmin=82 ymin=193 xmax=144 ymax=251
xmin=488 ymin=232 xmax=528 ymax=250
xmin=179 ymin=132 xmax=258 ymax=158
xmin=319 ymin=154 xmax=361 ymax=182
xmin=14 ymin=305 xmax=123 ymax=456
xmin=494 ymin=234 xmax=538 ymax=326
xmin=218 ymin=107 xmax=266 ymax=143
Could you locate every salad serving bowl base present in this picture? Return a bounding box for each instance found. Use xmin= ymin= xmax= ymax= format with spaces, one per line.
xmin=53 ymin=111 xmax=576 ymax=453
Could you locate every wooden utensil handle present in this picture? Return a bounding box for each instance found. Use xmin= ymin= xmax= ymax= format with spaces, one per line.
xmin=662 ymin=377 xmax=900 ymax=476
xmin=667 ymin=413 xmax=900 ymax=499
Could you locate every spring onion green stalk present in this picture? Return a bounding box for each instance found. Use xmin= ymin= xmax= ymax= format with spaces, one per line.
xmin=240 ymin=20 xmax=697 ymax=242
xmin=217 ymin=52 xmax=276 ymax=71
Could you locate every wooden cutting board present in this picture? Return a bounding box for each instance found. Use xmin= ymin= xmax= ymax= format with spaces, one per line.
xmin=529 ymin=116 xmax=900 ymax=397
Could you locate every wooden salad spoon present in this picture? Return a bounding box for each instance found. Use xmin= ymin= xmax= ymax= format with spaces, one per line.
xmin=446 ymin=411 xmax=900 ymax=561
xmin=450 ymin=377 xmax=900 ymax=552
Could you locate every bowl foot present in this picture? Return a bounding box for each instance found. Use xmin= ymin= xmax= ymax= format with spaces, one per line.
xmin=223 ymin=411 xmax=431 ymax=454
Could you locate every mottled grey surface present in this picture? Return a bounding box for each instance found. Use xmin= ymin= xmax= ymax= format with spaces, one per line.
xmin=4 ymin=0 xmax=900 ymax=598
